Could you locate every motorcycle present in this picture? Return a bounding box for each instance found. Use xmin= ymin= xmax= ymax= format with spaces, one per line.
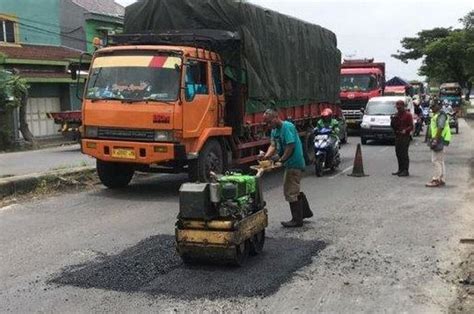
xmin=443 ymin=103 xmax=459 ymax=134
xmin=421 ymin=106 xmax=431 ymax=126
xmin=313 ymin=127 xmax=341 ymax=177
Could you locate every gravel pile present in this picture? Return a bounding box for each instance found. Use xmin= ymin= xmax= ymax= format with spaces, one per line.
xmin=51 ymin=234 xmax=326 ymax=300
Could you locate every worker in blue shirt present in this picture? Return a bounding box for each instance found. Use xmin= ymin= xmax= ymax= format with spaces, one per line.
xmin=261 ymin=109 xmax=312 ymax=227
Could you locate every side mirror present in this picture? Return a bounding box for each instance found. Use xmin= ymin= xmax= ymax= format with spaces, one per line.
xmin=360 ymin=107 xmax=365 ymax=113
xmin=71 ymin=69 xmax=77 ymax=81
xmin=185 ymin=83 xmax=196 ymax=102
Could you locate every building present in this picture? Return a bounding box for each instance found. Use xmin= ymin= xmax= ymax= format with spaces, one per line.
xmin=0 ymin=0 xmax=124 ymax=139
xmin=61 ymin=0 xmax=124 ymax=53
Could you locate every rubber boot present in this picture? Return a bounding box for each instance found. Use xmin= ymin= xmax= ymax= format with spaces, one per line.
xmin=299 ymin=193 xmax=313 ymax=219
xmin=281 ymin=201 xmax=303 ymax=228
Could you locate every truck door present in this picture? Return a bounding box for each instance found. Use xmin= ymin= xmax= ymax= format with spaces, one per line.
xmin=211 ymin=62 xmax=225 ymax=126
xmin=182 ymin=59 xmax=214 ymax=138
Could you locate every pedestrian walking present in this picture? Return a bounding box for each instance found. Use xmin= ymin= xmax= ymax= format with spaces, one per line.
xmin=390 ymin=100 xmax=413 ymax=177
xmin=261 ymin=109 xmax=312 ymax=228
xmin=426 ymin=101 xmax=452 ymax=187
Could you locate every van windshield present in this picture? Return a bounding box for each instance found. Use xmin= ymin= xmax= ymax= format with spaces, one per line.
xmin=86 ymin=54 xmax=182 ymax=102
xmin=365 ymin=101 xmax=397 ymax=115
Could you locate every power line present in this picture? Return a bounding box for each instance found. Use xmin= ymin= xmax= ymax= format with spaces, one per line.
xmin=17 ymin=15 xmax=102 ymax=35
xmin=17 ymin=21 xmax=95 ymax=45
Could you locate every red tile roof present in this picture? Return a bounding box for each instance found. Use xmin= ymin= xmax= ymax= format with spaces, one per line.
xmin=0 ymin=44 xmax=82 ymax=61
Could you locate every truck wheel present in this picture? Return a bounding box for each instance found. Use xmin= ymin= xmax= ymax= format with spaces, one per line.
xmin=361 ymin=137 xmax=367 ymax=145
xmin=303 ymin=131 xmax=315 ymax=165
xmin=97 ymin=160 xmax=134 ymax=188
xmin=188 ymin=139 xmax=224 ymax=182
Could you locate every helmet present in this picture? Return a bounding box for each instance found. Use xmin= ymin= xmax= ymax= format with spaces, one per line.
xmin=321 ymin=108 xmax=333 ymax=117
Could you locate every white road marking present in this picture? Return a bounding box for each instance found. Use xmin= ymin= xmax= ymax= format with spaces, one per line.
xmin=379 ymin=147 xmax=391 ymax=153
xmin=329 ymin=165 xmax=354 ymax=179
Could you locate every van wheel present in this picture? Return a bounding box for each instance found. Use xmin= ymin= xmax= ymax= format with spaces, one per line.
xmin=188 ymin=139 xmax=224 ymax=182
xmin=97 ymin=160 xmax=134 ymax=188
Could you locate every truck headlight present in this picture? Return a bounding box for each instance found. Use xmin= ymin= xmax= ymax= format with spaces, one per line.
xmin=361 ymin=123 xmax=370 ymax=129
xmin=85 ymin=126 xmax=98 ymax=138
xmin=154 ymin=130 xmax=174 ymax=142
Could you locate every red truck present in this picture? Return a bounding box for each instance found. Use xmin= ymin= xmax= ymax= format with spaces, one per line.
xmin=339 ymin=59 xmax=386 ymax=128
xmin=47 ymin=111 xmax=82 ymax=142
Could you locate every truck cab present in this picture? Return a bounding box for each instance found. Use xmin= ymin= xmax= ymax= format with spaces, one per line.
xmin=79 ymin=35 xmax=232 ymax=187
xmin=439 ymin=82 xmax=463 ymax=108
xmin=339 ymin=59 xmax=385 ymax=128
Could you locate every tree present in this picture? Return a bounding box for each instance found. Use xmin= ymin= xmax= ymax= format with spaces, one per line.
xmin=0 ymin=71 xmax=14 ymax=149
xmin=6 ymin=74 xmax=37 ymax=146
xmin=392 ymin=11 xmax=474 ymax=100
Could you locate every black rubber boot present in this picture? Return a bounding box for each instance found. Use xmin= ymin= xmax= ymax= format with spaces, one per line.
xmin=299 ymin=193 xmax=313 ymax=219
xmin=281 ymin=201 xmax=303 ymax=228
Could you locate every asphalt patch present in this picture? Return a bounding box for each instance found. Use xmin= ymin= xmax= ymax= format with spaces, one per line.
xmin=50 ymin=234 xmax=326 ymax=300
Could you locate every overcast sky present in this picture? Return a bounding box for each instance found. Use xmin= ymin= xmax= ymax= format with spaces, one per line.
xmin=115 ymin=0 xmax=473 ymax=81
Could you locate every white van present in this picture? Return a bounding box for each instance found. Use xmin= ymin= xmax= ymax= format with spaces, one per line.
xmin=360 ymin=96 xmax=415 ymax=144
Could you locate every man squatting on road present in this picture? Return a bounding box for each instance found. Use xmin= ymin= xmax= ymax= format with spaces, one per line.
xmin=262 ymin=109 xmax=313 ymax=228
xmin=391 ymin=100 xmax=414 ymax=177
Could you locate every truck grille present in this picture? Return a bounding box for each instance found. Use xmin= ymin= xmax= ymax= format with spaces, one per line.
xmin=97 ymin=128 xmax=155 ymax=142
xmin=341 ymin=99 xmax=367 ymax=120
xmin=341 ymin=99 xmax=367 ymax=108
xmin=342 ymin=109 xmax=362 ymax=120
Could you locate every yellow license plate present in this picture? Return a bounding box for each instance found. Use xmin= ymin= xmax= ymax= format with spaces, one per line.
xmin=112 ymin=148 xmax=136 ymax=160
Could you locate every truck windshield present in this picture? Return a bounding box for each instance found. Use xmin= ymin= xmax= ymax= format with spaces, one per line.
xmin=86 ymin=54 xmax=182 ymax=102
xmin=365 ymin=101 xmax=397 ymax=115
xmin=340 ymin=75 xmax=377 ymax=92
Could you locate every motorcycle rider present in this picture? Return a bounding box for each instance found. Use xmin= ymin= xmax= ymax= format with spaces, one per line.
xmin=414 ymin=100 xmax=423 ymax=136
xmin=315 ymin=108 xmax=340 ymax=162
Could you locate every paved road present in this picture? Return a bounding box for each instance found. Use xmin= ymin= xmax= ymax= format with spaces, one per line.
xmin=0 ymin=145 xmax=93 ymax=177
xmin=1 ymin=120 xmax=473 ymax=312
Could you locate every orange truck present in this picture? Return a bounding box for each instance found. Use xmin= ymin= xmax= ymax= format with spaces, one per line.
xmin=75 ymin=0 xmax=342 ymax=188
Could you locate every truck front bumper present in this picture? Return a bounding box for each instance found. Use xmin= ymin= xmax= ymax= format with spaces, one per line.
xmin=81 ymin=139 xmax=187 ymax=165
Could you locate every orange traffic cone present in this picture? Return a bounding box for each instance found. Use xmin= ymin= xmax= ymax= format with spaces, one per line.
xmin=348 ymin=143 xmax=369 ymax=177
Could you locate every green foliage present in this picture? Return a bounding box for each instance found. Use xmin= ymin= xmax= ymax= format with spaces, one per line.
xmin=0 ymin=71 xmax=29 ymax=108
xmin=0 ymin=70 xmax=10 ymax=107
xmin=0 ymin=71 xmax=30 ymax=150
xmin=6 ymin=75 xmax=29 ymax=108
xmin=392 ymin=10 xmax=474 ymax=94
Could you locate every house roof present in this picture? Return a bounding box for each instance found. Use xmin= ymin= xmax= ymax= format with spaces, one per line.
xmin=0 ymin=44 xmax=82 ymax=62
xmin=72 ymin=0 xmax=125 ymax=17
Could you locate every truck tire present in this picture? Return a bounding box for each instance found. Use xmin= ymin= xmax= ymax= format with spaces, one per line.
xmin=97 ymin=160 xmax=134 ymax=188
xmin=188 ymin=139 xmax=225 ymax=182
xmin=361 ymin=137 xmax=367 ymax=145
xmin=303 ymin=131 xmax=315 ymax=165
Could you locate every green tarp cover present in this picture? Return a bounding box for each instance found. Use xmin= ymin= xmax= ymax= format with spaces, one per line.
xmin=124 ymin=0 xmax=341 ymax=113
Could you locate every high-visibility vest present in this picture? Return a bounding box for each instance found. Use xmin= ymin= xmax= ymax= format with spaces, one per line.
xmin=430 ymin=112 xmax=452 ymax=143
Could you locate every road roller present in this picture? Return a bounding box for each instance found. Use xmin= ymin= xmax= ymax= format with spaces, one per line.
xmin=175 ymin=168 xmax=269 ymax=266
